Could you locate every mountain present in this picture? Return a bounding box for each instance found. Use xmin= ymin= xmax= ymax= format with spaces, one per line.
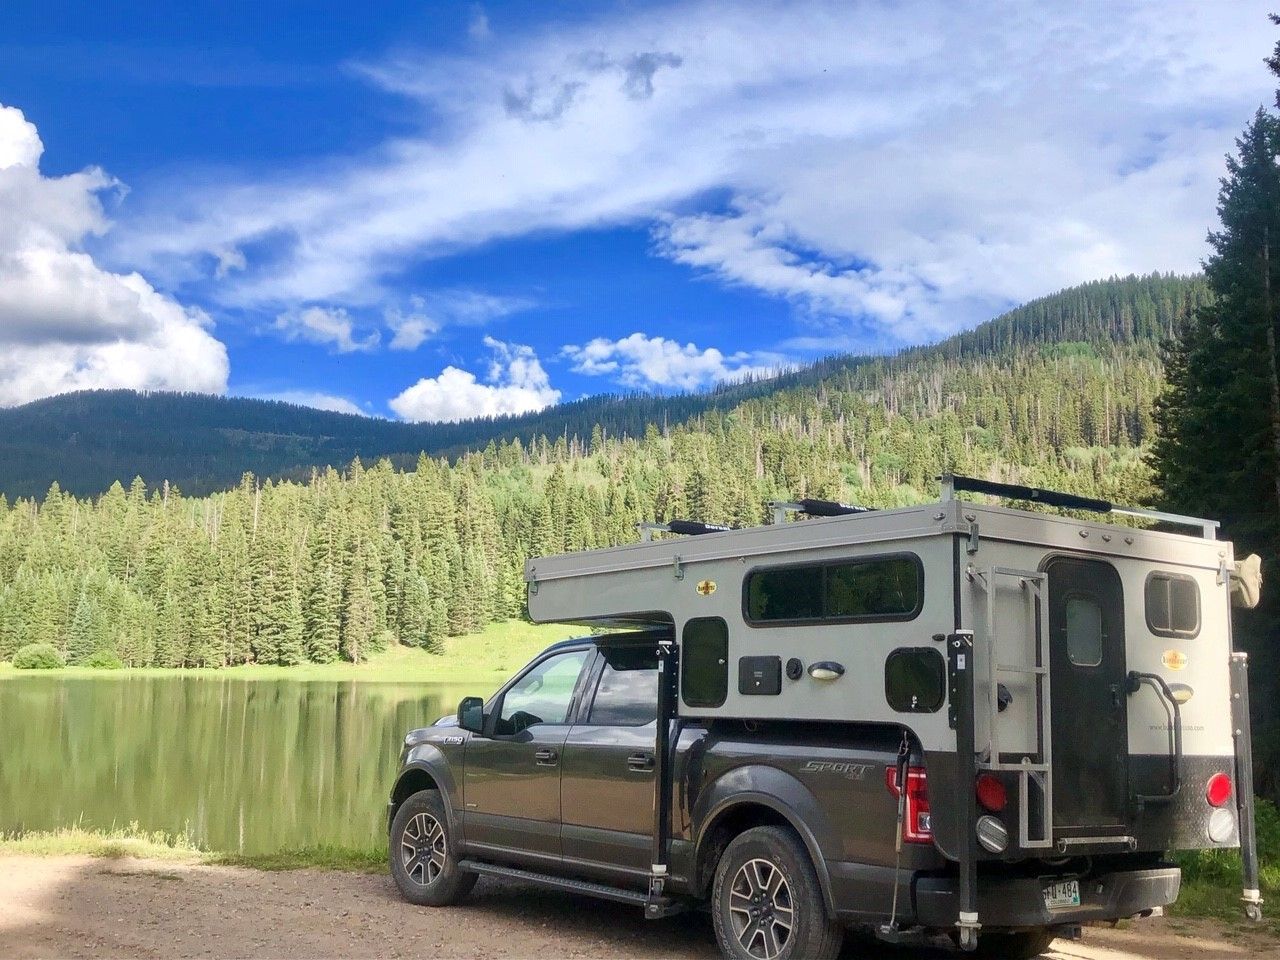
xmin=0 ymin=272 xmax=1211 ymax=676
xmin=0 ymin=272 xmax=1207 ymax=500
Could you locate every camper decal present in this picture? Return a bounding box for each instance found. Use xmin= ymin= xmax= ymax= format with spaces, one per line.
xmin=696 ymin=579 xmax=717 ymax=596
xmin=1161 ymin=649 xmax=1189 ymax=671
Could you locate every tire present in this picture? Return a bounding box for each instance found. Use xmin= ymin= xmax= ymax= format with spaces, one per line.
xmin=711 ymin=826 xmax=842 ymax=960
xmin=388 ymin=789 xmax=477 ymax=907
xmin=968 ymin=928 xmax=1057 ymax=959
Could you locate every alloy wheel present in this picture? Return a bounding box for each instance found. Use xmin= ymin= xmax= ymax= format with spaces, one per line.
xmin=400 ymin=811 xmax=447 ymax=886
xmin=728 ymin=857 xmax=794 ymax=959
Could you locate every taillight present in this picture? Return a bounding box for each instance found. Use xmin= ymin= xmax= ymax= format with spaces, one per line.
xmin=886 ymin=765 xmax=932 ymax=843
xmin=976 ymin=773 xmax=1007 ymax=813
xmin=1206 ymin=772 xmax=1233 ymax=807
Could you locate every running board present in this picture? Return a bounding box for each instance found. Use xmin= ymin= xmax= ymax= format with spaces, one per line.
xmin=458 ymin=860 xmax=687 ymax=918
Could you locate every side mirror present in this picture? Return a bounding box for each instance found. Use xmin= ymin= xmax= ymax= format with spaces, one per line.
xmin=457 ymin=696 xmax=486 ymax=735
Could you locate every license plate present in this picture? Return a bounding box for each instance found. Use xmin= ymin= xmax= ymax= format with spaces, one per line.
xmin=1044 ymin=880 xmax=1081 ymax=910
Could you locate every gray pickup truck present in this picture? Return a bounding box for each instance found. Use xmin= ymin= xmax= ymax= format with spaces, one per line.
xmin=387 ymin=629 xmax=1178 ymax=960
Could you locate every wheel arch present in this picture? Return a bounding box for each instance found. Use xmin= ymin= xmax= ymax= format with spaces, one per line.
xmin=693 ymin=790 xmax=836 ymax=916
xmin=389 ymin=760 xmax=456 ymax=838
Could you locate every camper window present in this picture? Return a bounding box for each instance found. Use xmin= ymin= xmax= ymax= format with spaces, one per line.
xmin=682 ymin=617 xmax=729 ymax=708
xmin=1065 ymin=595 xmax=1104 ymax=667
xmin=1145 ymin=572 xmax=1200 ymax=639
xmin=743 ymin=554 xmax=922 ymax=625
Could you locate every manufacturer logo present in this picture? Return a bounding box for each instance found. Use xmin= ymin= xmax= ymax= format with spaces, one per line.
xmin=696 ymin=579 xmax=717 ymax=596
xmin=441 ymin=735 xmax=465 ymax=745
xmin=1161 ymin=650 xmax=1189 ymax=671
xmin=802 ymin=760 xmax=872 ymax=781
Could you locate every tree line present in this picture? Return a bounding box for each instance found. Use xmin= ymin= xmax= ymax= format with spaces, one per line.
xmin=0 ymin=274 xmax=1201 ymax=669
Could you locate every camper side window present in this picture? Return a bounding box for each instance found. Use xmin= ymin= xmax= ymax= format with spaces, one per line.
xmin=744 ymin=554 xmax=922 ymax=624
xmin=1145 ymin=572 xmax=1200 ymax=639
xmin=682 ymin=617 xmax=729 ymax=708
xmin=1065 ymin=596 xmax=1104 ymax=667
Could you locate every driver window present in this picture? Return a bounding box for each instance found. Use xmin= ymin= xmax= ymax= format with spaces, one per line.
xmin=497 ymin=649 xmax=591 ymax=735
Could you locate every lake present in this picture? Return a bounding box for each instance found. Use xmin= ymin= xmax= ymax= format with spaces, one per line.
xmin=0 ymin=674 xmax=481 ymax=854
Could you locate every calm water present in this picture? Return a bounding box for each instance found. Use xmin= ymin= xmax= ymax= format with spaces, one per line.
xmin=0 ymin=675 xmax=478 ymax=854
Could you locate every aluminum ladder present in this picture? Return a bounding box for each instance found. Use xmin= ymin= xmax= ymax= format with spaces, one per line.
xmin=968 ymin=565 xmax=1053 ymax=849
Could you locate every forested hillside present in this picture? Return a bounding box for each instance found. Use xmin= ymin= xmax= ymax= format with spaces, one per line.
xmin=0 ymin=274 xmax=1205 ymax=501
xmin=0 ymin=273 xmax=1208 ymax=668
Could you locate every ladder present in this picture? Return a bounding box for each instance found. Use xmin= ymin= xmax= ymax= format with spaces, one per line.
xmin=968 ymin=565 xmax=1053 ymax=849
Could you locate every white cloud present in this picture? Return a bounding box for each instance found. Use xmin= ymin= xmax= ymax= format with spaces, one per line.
xmin=0 ymin=104 xmax=228 ymax=407
xmin=272 ymin=305 xmax=379 ymax=352
xmin=563 ymin=332 xmax=781 ymax=390
xmin=384 ymin=290 xmax=532 ymax=351
xmin=389 ymin=335 xmax=560 ymax=422
xmin=254 ymin=390 xmax=366 ymax=416
xmin=108 ymin=2 xmax=1275 ymax=346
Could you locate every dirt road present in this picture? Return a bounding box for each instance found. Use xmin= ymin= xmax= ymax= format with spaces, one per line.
xmin=1 ymin=855 xmax=1276 ymax=960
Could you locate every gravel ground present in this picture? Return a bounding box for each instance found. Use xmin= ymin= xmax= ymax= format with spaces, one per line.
xmin=2 ymin=855 xmax=1277 ymax=960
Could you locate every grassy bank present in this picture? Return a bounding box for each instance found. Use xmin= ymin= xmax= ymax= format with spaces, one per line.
xmin=0 ymin=620 xmax=580 ymax=684
xmin=0 ymin=822 xmax=385 ymax=873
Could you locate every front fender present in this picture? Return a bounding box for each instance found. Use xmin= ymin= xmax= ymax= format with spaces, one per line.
xmin=391 ymin=741 xmax=464 ymax=842
xmin=692 ymin=763 xmax=839 ymax=915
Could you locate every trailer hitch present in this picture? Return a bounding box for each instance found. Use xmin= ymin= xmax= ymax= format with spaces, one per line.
xmin=1125 ymin=671 xmax=1183 ymax=807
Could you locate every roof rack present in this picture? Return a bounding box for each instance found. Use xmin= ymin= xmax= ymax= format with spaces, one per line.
xmin=940 ymin=474 xmax=1219 ymax=539
xmin=637 ymin=519 xmax=733 ymax=542
xmin=767 ymin=498 xmax=876 ymax=525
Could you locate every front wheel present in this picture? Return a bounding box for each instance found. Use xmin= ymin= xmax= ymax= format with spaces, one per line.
xmin=711 ymin=826 xmax=842 ymax=960
xmin=389 ymin=789 xmax=476 ymax=906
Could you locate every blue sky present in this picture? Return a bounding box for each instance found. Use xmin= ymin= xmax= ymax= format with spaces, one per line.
xmin=0 ymin=1 xmax=1274 ymax=420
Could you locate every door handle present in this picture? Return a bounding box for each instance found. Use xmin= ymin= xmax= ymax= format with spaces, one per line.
xmin=627 ymin=752 xmax=655 ymax=771
xmin=535 ymin=748 xmax=558 ymax=765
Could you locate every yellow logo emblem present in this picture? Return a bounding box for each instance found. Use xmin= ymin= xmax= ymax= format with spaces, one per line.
xmin=696 ymin=579 xmax=717 ymax=596
xmin=1162 ymin=650 xmax=1188 ymax=671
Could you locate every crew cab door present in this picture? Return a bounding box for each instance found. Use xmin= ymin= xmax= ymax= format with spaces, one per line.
xmin=560 ymin=644 xmax=659 ymax=879
xmin=1046 ymin=557 xmax=1130 ymax=834
xmin=462 ymin=647 xmax=593 ymax=865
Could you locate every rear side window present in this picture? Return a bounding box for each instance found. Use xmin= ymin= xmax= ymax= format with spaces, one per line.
xmin=588 ymin=648 xmax=658 ymax=725
xmin=1146 ymin=572 xmax=1200 ymax=639
xmin=745 ymin=554 xmax=922 ymax=624
xmin=682 ymin=617 xmax=728 ymax=708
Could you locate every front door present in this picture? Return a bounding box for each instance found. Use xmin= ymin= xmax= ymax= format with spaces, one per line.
xmin=462 ymin=647 xmax=593 ymax=866
xmin=1046 ymin=557 xmax=1130 ymax=834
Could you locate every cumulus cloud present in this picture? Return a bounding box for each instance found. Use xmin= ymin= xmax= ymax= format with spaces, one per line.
xmin=389 ymin=335 xmax=560 ymax=422
xmin=272 ymin=305 xmax=379 ymax=352
xmin=563 ymin=332 xmax=781 ymax=391
xmin=254 ymin=390 xmax=366 ymax=416
xmin=109 ymin=2 xmax=1274 ymax=346
xmin=0 ymin=104 xmax=228 ymax=407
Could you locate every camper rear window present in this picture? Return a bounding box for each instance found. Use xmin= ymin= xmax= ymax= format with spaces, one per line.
xmin=744 ymin=554 xmax=922 ymax=625
xmin=1145 ymin=572 xmax=1200 ymax=639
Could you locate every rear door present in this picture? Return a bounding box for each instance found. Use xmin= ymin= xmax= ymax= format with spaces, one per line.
xmin=560 ymin=644 xmax=660 ymax=880
xmin=1046 ymin=556 xmax=1130 ymax=834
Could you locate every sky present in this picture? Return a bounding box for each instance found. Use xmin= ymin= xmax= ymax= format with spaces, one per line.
xmin=0 ymin=1 xmax=1275 ymax=421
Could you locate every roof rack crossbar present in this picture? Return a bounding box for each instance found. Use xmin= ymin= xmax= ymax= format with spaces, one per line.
xmin=767 ymin=498 xmax=876 ymax=525
xmin=940 ymin=474 xmax=1219 ymax=539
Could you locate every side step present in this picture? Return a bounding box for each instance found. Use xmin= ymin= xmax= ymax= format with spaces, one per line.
xmin=458 ymin=860 xmax=687 ymax=918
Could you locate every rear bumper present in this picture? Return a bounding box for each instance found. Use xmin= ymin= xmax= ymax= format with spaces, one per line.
xmin=914 ymin=865 xmax=1181 ymax=929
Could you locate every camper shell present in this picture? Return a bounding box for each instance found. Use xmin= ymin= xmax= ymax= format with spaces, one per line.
xmin=523 ymin=475 xmax=1262 ymax=947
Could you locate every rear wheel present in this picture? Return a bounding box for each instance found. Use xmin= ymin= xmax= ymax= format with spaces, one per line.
xmin=711 ymin=826 xmax=842 ymax=960
xmin=389 ymin=789 xmax=476 ymax=906
xmin=969 ymin=928 xmax=1057 ymax=959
